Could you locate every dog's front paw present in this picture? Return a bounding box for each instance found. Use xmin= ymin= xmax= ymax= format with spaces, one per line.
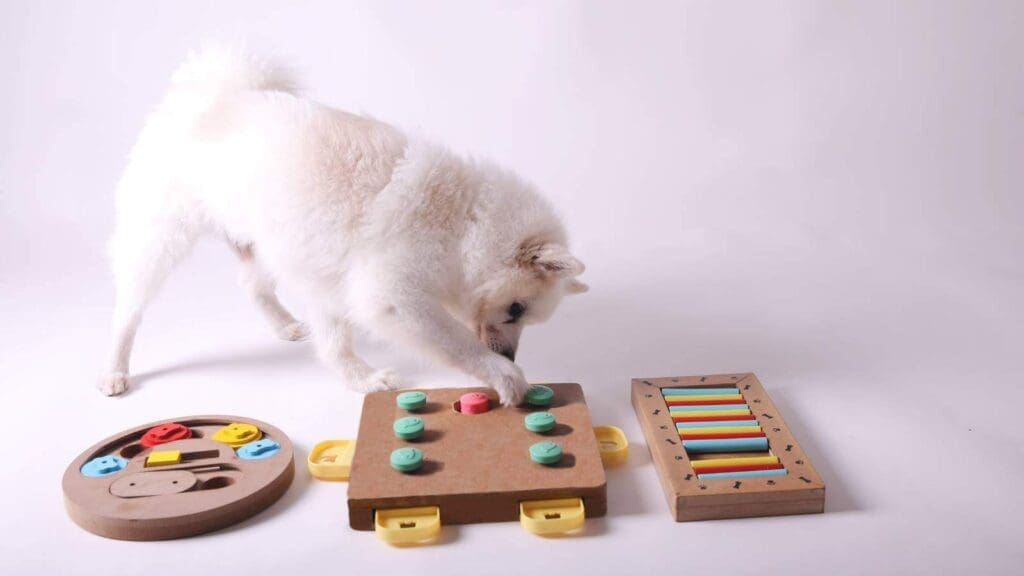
xmin=277 ymin=321 xmax=310 ymax=342
xmin=482 ymin=358 xmax=528 ymax=406
xmin=97 ymin=372 xmax=129 ymax=396
xmin=363 ymin=368 xmax=401 ymax=392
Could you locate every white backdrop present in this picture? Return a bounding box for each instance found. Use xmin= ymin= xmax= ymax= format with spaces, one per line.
xmin=1 ymin=1 xmax=1021 ymax=574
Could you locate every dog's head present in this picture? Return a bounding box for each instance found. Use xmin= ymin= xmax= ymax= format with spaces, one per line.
xmin=473 ymin=241 xmax=588 ymax=362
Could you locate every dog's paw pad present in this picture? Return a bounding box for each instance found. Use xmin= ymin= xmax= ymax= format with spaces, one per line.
xmin=277 ymin=321 xmax=309 ymax=342
xmin=365 ymin=368 xmax=401 ymax=392
xmin=97 ymin=372 xmax=129 ymax=396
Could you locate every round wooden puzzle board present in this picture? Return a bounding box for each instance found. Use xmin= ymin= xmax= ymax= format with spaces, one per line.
xmin=62 ymin=415 xmax=294 ymax=540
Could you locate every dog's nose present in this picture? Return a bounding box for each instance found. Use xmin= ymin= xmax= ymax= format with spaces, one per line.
xmin=500 ymin=348 xmax=516 ymax=362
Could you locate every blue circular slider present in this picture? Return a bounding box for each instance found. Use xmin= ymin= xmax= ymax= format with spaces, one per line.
xmin=81 ymin=455 xmax=129 ymax=477
xmin=237 ymin=438 xmax=281 ymax=460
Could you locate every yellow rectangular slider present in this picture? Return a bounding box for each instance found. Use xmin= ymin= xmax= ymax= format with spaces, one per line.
xmin=145 ymin=449 xmax=181 ymax=467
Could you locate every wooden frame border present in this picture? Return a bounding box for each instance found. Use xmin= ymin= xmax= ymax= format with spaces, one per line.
xmin=631 ymin=373 xmax=825 ymax=521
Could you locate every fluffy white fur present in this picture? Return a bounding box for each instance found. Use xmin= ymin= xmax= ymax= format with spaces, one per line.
xmin=99 ymin=47 xmax=587 ymax=405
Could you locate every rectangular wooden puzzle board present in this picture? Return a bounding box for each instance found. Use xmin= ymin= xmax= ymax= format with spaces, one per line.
xmin=347 ymin=383 xmax=607 ymax=530
xmin=631 ymin=373 xmax=825 ymax=521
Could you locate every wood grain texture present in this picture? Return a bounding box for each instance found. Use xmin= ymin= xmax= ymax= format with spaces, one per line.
xmin=347 ymin=383 xmax=607 ymax=530
xmin=62 ymin=415 xmax=294 ymax=540
xmin=631 ymin=374 xmax=825 ymax=521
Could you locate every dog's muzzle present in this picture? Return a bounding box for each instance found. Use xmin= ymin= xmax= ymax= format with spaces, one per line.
xmin=482 ymin=323 xmax=520 ymax=363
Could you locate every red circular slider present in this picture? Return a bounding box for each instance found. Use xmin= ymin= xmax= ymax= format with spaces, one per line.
xmin=459 ymin=392 xmax=490 ymax=414
xmin=140 ymin=422 xmax=192 ymax=448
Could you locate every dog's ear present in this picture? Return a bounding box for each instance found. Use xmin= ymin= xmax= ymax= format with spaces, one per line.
xmin=520 ymin=242 xmax=585 ymax=277
xmin=566 ymin=278 xmax=589 ymax=294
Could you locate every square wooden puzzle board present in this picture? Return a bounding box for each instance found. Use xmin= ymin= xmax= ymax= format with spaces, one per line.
xmin=632 ymin=373 xmax=825 ymax=521
xmin=347 ymin=383 xmax=607 ymax=530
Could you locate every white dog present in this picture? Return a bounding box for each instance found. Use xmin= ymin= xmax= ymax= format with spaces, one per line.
xmin=98 ymin=47 xmax=587 ymax=405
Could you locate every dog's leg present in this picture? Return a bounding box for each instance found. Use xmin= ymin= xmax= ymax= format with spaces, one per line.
xmin=98 ymin=221 xmax=197 ymax=395
xmin=231 ymin=243 xmax=308 ymax=341
xmin=361 ymin=298 xmax=528 ymax=405
xmin=99 ymin=303 xmax=142 ymax=396
xmin=310 ymin=313 xmax=399 ymax=392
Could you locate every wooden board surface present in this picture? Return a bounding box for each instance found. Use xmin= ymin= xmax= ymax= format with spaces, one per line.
xmin=347 ymin=383 xmax=607 ymax=530
xmin=631 ymin=374 xmax=825 ymax=521
xmin=62 ymin=415 xmax=294 ymax=540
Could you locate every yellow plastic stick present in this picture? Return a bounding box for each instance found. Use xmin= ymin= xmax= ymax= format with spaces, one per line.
xmin=690 ymin=455 xmax=780 ymax=470
xmin=678 ymin=426 xmax=762 ymax=437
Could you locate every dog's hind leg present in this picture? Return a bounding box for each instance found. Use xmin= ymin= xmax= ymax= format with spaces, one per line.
xmin=231 ymin=242 xmax=308 ymax=341
xmin=98 ymin=219 xmax=199 ymax=396
xmin=310 ymin=313 xmax=399 ymax=393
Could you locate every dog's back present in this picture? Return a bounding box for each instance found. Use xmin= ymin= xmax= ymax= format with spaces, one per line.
xmin=115 ymin=46 xmax=406 ymax=276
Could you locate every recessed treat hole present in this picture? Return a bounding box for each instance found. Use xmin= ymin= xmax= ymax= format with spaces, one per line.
xmin=119 ymin=444 xmax=145 ymax=459
xmin=201 ymin=477 xmax=234 ymax=490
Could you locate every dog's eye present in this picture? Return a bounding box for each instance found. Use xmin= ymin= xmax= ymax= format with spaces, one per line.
xmin=506 ymin=302 xmax=526 ymax=323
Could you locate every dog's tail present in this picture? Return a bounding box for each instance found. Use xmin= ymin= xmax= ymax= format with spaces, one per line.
xmin=167 ymin=44 xmax=298 ymax=104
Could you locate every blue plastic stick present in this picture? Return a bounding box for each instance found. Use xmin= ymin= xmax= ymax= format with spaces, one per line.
xmin=697 ymin=468 xmax=788 ymax=480
xmin=669 ymin=404 xmax=749 ymax=412
xmin=677 ymin=420 xmax=763 ymax=429
xmin=661 ymin=387 xmax=739 ymax=396
xmin=683 ymin=437 xmax=769 ymax=453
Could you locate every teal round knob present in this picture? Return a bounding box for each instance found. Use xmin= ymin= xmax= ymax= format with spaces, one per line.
xmin=524 ymin=412 xmax=556 ymax=433
xmin=393 ymin=416 xmax=425 ymax=440
xmin=529 ymin=441 xmax=562 ymax=465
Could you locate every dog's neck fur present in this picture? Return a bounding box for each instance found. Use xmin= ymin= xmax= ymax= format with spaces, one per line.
xmin=453 ymin=164 xmax=566 ymax=320
xmin=378 ymin=141 xmax=566 ymax=328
